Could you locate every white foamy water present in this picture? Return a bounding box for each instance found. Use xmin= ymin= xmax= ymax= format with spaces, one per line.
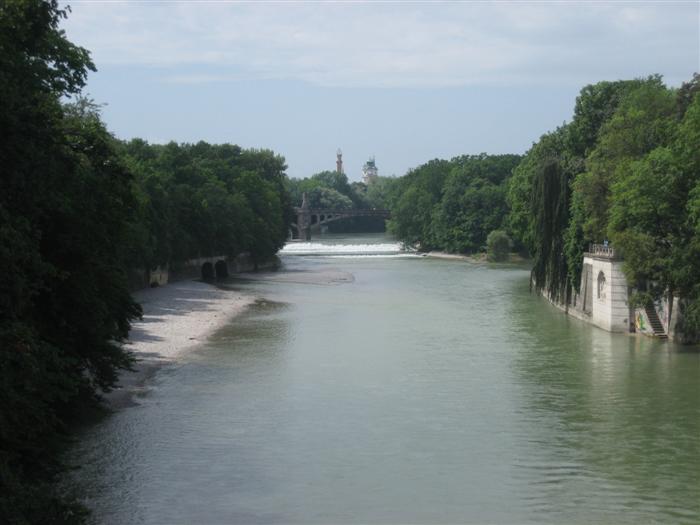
xmin=280 ymin=241 xmax=409 ymax=257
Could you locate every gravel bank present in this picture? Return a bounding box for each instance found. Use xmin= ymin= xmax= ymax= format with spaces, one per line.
xmin=105 ymin=280 xmax=254 ymax=407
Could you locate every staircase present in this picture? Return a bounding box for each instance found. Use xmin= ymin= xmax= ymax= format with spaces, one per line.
xmin=644 ymin=305 xmax=668 ymax=339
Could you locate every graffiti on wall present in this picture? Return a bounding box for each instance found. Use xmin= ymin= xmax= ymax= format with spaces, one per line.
xmin=636 ymin=311 xmax=646 ymax=332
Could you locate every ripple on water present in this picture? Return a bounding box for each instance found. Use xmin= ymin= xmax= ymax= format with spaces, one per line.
xmin=66 ymin=239 xmax=700 ymax=524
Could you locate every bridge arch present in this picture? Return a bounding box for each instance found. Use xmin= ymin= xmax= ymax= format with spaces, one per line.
xmin=201 ymin=262 xmax=215 ymax=281
xmin=293 ymin=206 xmax=391 ymax=240
xmin=215 ymin=260 xmax=229 ymax=280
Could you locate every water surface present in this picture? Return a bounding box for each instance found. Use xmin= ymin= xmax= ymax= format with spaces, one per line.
xmin=69 ymin=234 xmax=700 ymax=524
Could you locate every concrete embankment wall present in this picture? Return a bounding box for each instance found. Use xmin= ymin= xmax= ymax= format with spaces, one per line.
xmin=540 ymin=255 xmax=696 ymax=344
xmin=129 ymin=253 xmax=280 ymax=291
xmin=542 ymin=256 xmax=632 ymax=333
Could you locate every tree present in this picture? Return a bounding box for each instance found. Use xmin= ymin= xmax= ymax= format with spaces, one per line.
xmin=487 ymin=230 xmax=512 ymax=262
xmin=307 ymin=187 xmax=353 ymax=209
xmin=530 ymin=161 xmax=570 ymax=303
xmin=388 ymin=155 xmax=520 ymax=252
xmin=432 ymin=176 xmax=508 ymax=253
xmin=573 ymin=78 xmax=676 ymax=244
xmin=608 ymin=91 xmax=700 ymax=338
xmin=507 ymin=128 xmax=570 ymax=254
xmin=1 ymin=2 xmax=141 ymax=521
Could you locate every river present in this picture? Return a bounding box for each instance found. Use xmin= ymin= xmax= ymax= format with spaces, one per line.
xmin=69 ymin=233 xmax=700 ymax=524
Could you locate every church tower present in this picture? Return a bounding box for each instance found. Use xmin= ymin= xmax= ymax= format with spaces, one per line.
xmin=336 ymin=148 xmax=344 ymax=174
xmin=362 ymin=156 xmax=378 ymax=185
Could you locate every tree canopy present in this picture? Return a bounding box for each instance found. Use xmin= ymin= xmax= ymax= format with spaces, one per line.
xmin=0 ymin=2 xmax=293 ymax=521
xmin=387 ymin=155 xmax=522 ymax=252
xmin=385 ymin=74 xmax=700 ymax=341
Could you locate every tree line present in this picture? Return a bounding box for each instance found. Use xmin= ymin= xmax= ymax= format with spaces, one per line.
xmin=286 ymin=170 xmax=392 ymax=233
xmin=121 ymin=139 xmax=293 ymax=273
xmin=3 ymin=2 xmax=699 ymax=522
xmin=387 ymin=74 xmax=700 ymax=337
xmin=0 ymin=2 xmax=292 ymax=522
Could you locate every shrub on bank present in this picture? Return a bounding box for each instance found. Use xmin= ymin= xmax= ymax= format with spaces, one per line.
xmin=487 ymin=230 xmax=511 ymax=262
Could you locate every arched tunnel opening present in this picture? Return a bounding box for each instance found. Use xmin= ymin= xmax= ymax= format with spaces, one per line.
xmin=201 ymin=262 xmax=215 ymax=281
xmin=215 ymin=260 xmax=229 ymax=280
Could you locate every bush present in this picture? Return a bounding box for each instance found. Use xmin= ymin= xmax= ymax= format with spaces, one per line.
xmin=487 ymin=230 xmax=511 ymax=262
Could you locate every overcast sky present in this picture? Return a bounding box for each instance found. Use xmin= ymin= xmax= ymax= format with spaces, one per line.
xmin=62 ymin=1 xmax=699 ymax=181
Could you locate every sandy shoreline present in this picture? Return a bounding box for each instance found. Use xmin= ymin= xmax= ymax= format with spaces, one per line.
xmin=423 ymin=251 xmax=529 ymax=263
xmin=105 ymin=280 xmax=254 ymax=407
xmin=423 ymin=251 xmax=487 ymax=262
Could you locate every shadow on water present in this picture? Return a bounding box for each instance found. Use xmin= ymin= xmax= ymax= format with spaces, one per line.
xmin=63 ymin=297 xmax=296 ymax=525
xmin=506 ymin=278 xmax=700 ymax=524
xmin=64 ymin=253 xmax=699 ymax=525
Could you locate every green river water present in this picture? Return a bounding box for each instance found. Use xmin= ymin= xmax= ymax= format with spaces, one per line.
xmin=69 ymin=234 xmax=699 ymax=524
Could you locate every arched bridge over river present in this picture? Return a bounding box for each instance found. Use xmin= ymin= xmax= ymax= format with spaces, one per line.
xmin=291 ymin=194 xmax=390 ymax=240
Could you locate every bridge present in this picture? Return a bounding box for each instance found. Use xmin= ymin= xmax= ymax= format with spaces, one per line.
xmin=291 ymin=193 xmax=390 ymax=240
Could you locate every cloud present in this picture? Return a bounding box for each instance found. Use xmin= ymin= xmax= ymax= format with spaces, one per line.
xmin=62 ymin=1 xmax=699 ymax=87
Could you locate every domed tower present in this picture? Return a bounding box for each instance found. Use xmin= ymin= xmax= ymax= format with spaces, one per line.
xmin=362 ymin=156 xmax=378 ymax=185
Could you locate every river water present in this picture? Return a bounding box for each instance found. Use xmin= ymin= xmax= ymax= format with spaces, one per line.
xmin=70 ymin=234 xmax=699 ymax=524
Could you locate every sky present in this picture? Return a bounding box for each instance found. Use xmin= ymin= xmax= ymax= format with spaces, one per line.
xmin=62 ymin=1 xmax=700 ymax=181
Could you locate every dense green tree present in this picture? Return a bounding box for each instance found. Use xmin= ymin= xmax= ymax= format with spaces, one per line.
xmin=676 ymin=73 xmax=700 ymax=119
xmin=307 ymin=187 xmax=354 ymax=209
xmin=365 ymin=176 xmax=399 ymax=209
xmin=119 ymin=141 xmax=291 ymax=266
xmin=508 ymin=77 xmax=676 ymax=293
xmin=435 ymin=154 xmax=520 ymax=253
xmin=487 ymin=230 xmax=512 ymax=262
xmin=389 ymin=185 xmax=437 ymax=247
xmin=0 ymin=2 xmax=141 ymax=521
xmin=389 ymin=155 xmax=520 ymax=253
xmin=574 ymin=78 xmax=676 ymax=244
xmin=1 ymin=3 xmax=296 ymax=520
xmin=386 ymin=159 xmax=453 ymax=248
xmin=507 ymin=127 xmax=570 ymax=254
xmin=608 ymin=92 xmax=700 ymax=337
xmin=530 ymin=162 xmax=570 ymax=303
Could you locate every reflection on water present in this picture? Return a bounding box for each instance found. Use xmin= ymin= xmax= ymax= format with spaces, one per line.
xmin=67 ymin=234 xmax=700 ymax=524
xmin=507 ymin=281 xmax=700 ymax=523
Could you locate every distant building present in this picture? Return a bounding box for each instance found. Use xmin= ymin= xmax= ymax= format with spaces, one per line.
xmin=362 ymin=156 xmax=378 ymax=184
xmin=336 ymin=148 xmax=344 ymax=174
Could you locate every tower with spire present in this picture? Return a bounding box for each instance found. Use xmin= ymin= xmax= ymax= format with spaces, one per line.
xmin=362 ymin=156 xmax=378 ymax=185
xmin=336 ymin=148 xmax=344 ymax=174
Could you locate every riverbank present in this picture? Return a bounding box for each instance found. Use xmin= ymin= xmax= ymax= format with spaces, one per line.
xmin=424 ymin=251 xmax=529 ymax=263
xmin=424 ymin=251 xmax=486 ymax=262
xmin=105 ymin=280 xmax=254 ymax=407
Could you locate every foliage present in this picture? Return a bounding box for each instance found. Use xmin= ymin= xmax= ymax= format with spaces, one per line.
xmin=529 ymin=162 xmax=570 ymax=302
xmin=507 ymin=127 xmax=570 ymax=254
xmin=607 ymin=91 xmax=700 ymax=334
xmin=388 ymin=155 xmax=521 ymax=252
xmin=503 ymin=73 xmax=700 ymax=340
xmin=287 ymin=170 xmax=391 ymax=233
xmin=0 ymin=1 xmax=139 ymax=521
xmin=486 ymin=231 xmax=511 ymax=262
xmin=574 ymin=77 xmax=676 ymax=243
xmin=506 ymin=76 xmax=680 ymax=297
xmin=120 ymin=141 xmax=292 ymax=266
xmin=0 ymin=2 xmax=295 ymax=521
xmin=306 ymin=187 xmax=353 ymax=209
xmin=365 ymin=176 xmax=400 ymax=209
